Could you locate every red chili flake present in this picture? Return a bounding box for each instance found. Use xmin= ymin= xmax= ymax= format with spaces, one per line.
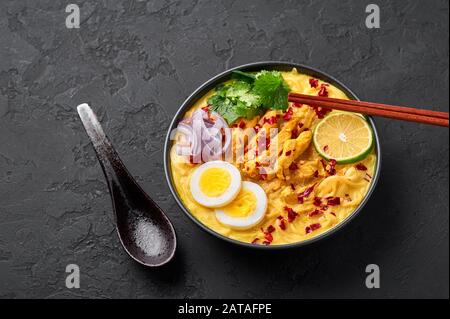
xmin=285 ymin=150 xmax=292 ymax=156
xmin=265 ymin=136 xmax=271 ymax=150
xmin=255 ymin=161 xmax=261 ymax=167
xmin=259 ymin=168 xmax=268 ymax=180
xmin=264 ymin=232 xmax=273 ymax=243
xmin=318 ymin=84 xmax=328 ymax=97
xmin=230 ymin=123 xmax=238 ymax=128
xmin=251 ymin=238 xmax=259 ymax=244
xmin=355 ymin=163 xmax=368 ymax=171
xmin=290 ymin=183 xmax=296 ymax=190
xmin=189 ymin=155 xmax=194 ymax=164
xmin=284 ymin=206 xmax=298 ymax=223
xmin=329 ymin=159 xmax=337 ymax=176
xmin=321 ymin=159 xmax=337 ymax=176
xmin=309 ymin=78 xmax=319 ymax=88
xmin=306 ymin=223 xmax=321 ymax=234
xmin=323 ymin=145 xmax=329 ymax=152
xmin=283 ymin=107 xmax=294 ymax=121
xmin=297 ymin=184 xmax=316 ymax=203
xmin=312 ymin=106 xmax=332 ymax=119
xmin=201 ymin=106 xmax=209 ymax=112
xmin=309 ymin=209 xmax=322 ymax=217
xmin=291 ymin=128 xmax=299 ymax=139
xmin=293 ymin=102 xmax=303 ymax=108
xmin=279 ymin=218 xmax=286 ymax=230
xmin=220 ymin=128 xmax=226 ymax=144
xmin=289 ymin=162 xmax=298 ymax=171
xmin=330 ymin=212 xmax=337 ymax=217
xmin=263 ymin=116 xmax=278 ymax=125
xmin=238 ymin=120 xmax=246 ymax=129
xmin=313 ymin=197 xmax=322 ymax=207
xmin=313 ymin=170 xmax=319 ymax=178
xmin=254 ymin=124 xmax=261 ymax=133
xmin=266 ymin=225 xmax=276 ymax=233
xmin=327 ymin=197 xmax=341 ymax=206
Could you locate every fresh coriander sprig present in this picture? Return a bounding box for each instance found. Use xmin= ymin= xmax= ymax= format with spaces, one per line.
xmin=207 ymin=70 xmax=290 ymax=124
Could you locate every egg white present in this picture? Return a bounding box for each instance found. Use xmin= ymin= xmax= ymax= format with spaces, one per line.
xmin=189 ymin=161 xmax=242 ymax=208
xmin=215 ymin=181 xmax=267 ymax=230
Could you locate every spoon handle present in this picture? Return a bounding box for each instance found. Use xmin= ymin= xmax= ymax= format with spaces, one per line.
xmin=77 ymin=103 xmax=165 ymax=208
xmin=76 ymin=103 xmax=128 ymax=188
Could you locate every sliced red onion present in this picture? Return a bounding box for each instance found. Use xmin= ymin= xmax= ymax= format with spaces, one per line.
xmin=175 ymin=108 xmax=231 ymax=163
xmin=211 ymin=114 xmax=228 ymax=130
xmin=180 ymin=116 xmax=192 ymax=124
xmin=175 ymin=122 xmax=200 ymax=158
xmin=202 ymin=137 xmax=223 ymax=162
xmin=176 ymin=121 xmax=193 ymax=136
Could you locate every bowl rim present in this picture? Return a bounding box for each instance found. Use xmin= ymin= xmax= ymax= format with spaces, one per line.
xmin=163 ymin=61 xmax=382 ymax=250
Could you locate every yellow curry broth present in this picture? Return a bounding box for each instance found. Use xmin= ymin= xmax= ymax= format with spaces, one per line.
xmin=170 ymin=68 xmax=376 ymax=245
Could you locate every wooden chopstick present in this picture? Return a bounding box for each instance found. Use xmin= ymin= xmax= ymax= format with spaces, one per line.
xmin=289 ymin=93 xmax=449 ymax=119
xmin=288 ymin=93 xmax=449 ymax=127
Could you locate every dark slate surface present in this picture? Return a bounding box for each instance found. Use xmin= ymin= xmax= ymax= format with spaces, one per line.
xmin=0 ymin=0 xmax=448 ymax=299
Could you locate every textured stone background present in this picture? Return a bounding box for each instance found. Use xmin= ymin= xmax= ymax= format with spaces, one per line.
xmin=0 ymin=0 xmax=448 ymax=299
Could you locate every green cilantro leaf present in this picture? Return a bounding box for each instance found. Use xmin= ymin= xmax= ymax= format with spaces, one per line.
xmin=231 ymin=70 xmax=256 ymax=83
xmin=208 ymin=94 xmax=240 ymax=124
xmin=207 ymin=70 xmax=290 ymax=124
xmin=252 ymin=71 xmax=290 ymax=111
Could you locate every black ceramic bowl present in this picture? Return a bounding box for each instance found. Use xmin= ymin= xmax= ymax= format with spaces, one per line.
xmin=163 ymin=61 xmax=381 ymax=249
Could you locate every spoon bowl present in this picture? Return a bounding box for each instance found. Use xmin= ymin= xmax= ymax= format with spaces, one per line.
xmin=77 ymin=103 xmax=176 ymax=267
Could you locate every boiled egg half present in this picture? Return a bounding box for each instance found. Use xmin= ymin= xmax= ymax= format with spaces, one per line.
xmin=189 ymin=160 xmax=242 ymax=208
xmin=215 ymin=181 xmax=267 ymax=230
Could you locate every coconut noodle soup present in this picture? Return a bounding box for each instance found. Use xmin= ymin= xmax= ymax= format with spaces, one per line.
xmin=170 ymin=68 xmax=376 ymax=246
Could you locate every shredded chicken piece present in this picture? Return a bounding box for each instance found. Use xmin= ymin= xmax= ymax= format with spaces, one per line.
xmin=276 ymin=130 xmax=312 ymax=179
xmin=238 ymin=105 xmax=317 ymax=181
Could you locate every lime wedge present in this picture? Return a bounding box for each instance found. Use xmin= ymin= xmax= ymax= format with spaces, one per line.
xmin=313 ymin=112 xmax=373 ymax=164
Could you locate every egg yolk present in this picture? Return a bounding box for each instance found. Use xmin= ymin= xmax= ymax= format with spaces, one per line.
xmin=221 ymin=189 xmax=256 ymax=217
xmin=199 ymin=168 xmax=231 ymax=197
